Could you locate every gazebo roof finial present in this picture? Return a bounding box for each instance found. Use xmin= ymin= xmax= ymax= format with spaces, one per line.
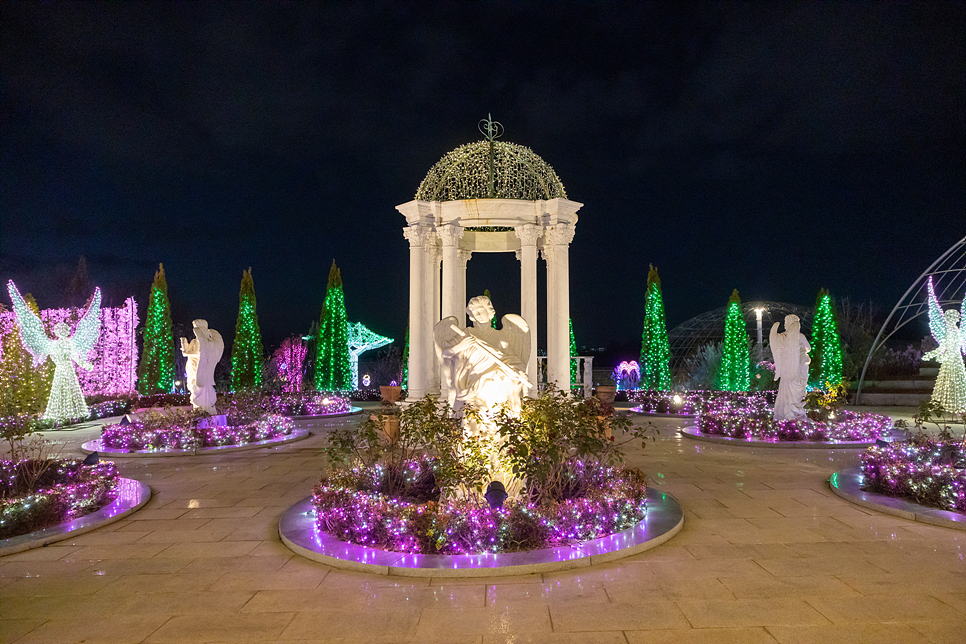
xmin=478 ymin=114 xmax=504 ymax=198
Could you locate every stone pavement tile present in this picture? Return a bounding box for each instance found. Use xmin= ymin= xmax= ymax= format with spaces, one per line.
xmin=116 ymin=506 xmax=190 ymax=520
xmin=209 ymin=568 xmax=328 ymax=592
xmin=366 ymin=584 xmax=487 ymax=609
xmin=486 ymin=582 xmax=609 ymax=607
xmin=241 ymin=587 xmax=370 ymax=612
xmin=113 ymin=589 xmax=256 ymax=615
xmin=684 ymin=543 xmax=798 ymax=561
xmin=550 ymin=601 xmax=690 ymax=631
xmin=63 ymin=529 xmax=153 ymax=546
xmin=806 ymin=595 xmax=963 ymax=624
xmin=718 ymin=574 xmax=861 ymax=599
xmin=151 ymin=540 xmax=260 ymax=558
xmin=484 ymin=633 xmax=626 ymax=644
xmin=865 ymin=552 xmax=966 ymax=575
xmin=0 ymin=544 xmax=82 ymax=561
xmin=544 ymin=561 xmax=649 ymax=586
xmin=249 ymin=540 xmax=292 ymax=557
xmin=280 ymin=607 xmax=419 ymax=639
xmin=178 ymin=553 xmax=292 ymax=574
xmin=181 ymin=505 xmax=263 ymax=519
xmin=10 ymin=615 xmax=171 ymax=644
xmin=753 ymin=556 xmax=888 ymax=578
xmin=655 ymin=577 xmax=737 ymax=601
xmin=934 ymin=591 xmax=966 ymax=612
xmin=320 ymin=569 xmax=432 ymax=588
xmin=689 ymin=504 xmax=785 ymax=519
xmin=413 ymin=605 xmax=552 ymax=637
xmin=432 ymin=572 xmax=542 ymax=586
xmin=93 ymin=571 xmax=225 ymax=595
xmin=766 ymin=623 xmax=933 ymax=644
xmin=69 ymin=543 xmax=175 ymax=560
xmin=134 ymin=527 xmax=236 ymax=543
xmin=724 ymin=527 xmax=830 ymax=545
xmin=675 ymin=598 xmax=830 ymax=628
xmin=910 ymin=620 xmax=966 ymax=644
xmin=625 ymin=627 xmax=778 ymax=644
xmin=0 ymin=593 xmax=124 ymax=620
xmin=116 ymin=518 xmax=213 ymax=532
xmin=145 ymin=612 xmax=296 ymax=643
xmin=0 ymin=558 xmax=95 ymax=577
xmin=1 ymin=573 xmax=121 ymax=596
xmin=836 ymin=571 xmax=966 ymax=597
xmin=785 ymin=540 xmax=902 ymax=559
xmin=162 ymin=497 xmax=240 ymax=509
xmin=81 ymin=557 xmax=195 ymax=576
xmin=0 ymin=619 xmax=45 ymax=644
xmin=646 ymin=558 xmax=771 ymax=580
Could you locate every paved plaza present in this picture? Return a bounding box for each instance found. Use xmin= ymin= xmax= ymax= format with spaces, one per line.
xmin=2 ymin=409 xmax=964 ymax=644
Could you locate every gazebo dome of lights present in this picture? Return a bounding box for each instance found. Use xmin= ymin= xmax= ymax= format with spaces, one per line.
xmin=415 ymin=141 xmax=568 ymax=202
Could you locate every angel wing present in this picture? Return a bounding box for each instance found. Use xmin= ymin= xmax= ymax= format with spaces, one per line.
xmin=499 ymin=314 xmax=531 ymax=371
xmin=926 ymin=277 xmax=946 ymax=347
xmin=6 ymin=280 xmax=53 ymax=367
xmin=960 ymin=289 xmax=966 ymax=356
xmin=70 ymin=287 xmax=102 ymax=362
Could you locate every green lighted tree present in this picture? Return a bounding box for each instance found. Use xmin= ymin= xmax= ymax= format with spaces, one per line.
xmin=316 ymin=260 xmax=352 ymax=391
xmin=401 ymin=323 xmax=409 ymax=388
xmin=137 ymin=263 xmax=175 ymax=395
xmin=639 ymin=265 xmax=672 ymax=391
xmin=230 ymin=267 xmax=264 ymax=390
xmin=717 ymin=289 xmax=750 ymax=391
xmin=483 ymin=288 xmax=497 ymax=328
xmin=569 ymin=318 xmax=578 ymax=387
xmin=0 ymin=294 xmax=53 ymax=415
xmin=809 ymin=288 xmax=844 ymax=390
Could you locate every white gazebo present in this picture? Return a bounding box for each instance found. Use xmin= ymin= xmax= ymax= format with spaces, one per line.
xmin=398 ymin=125 xmax=583 ymax=399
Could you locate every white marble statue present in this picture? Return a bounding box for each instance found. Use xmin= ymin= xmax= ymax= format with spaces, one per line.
xmin=180 ymin=319 xmax=224 ymax=414
xmin=923 ymin=277 xmax=966 ymax=413
xmin=769 ymin=314 xmax=811 ymax=420
xmin=434 ymin=295 xmax=531 ymax=496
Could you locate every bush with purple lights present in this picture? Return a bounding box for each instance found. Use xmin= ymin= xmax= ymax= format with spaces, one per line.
xmin=0 ymin=457 xmax=120 ymax=540
xmin=861 ymin=436 xmax=966 ymax=514
xmin=628 ymin=390 xmax=777 ymax=417
xmin=313 ymin=388 xmax=655 ymax=554
xmin=101 ymin=412 xmax=294 ymax=452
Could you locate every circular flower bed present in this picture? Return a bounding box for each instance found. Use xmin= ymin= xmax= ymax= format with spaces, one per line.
xmin=313 ymin=457 xmax=648 ymax=555
xmin=698 ymin=396 xmax=890 ymax=442
xmin=0 ymin=459 xmax=120 ymax=540
xmin=628 ymin=390 xmax=776 ymax=416
xmin=101 ymin=414 xmax=294 ymax=451
xmin=861 ymin=438 xmax=966 ymax=514
xmin=274 ymin=392 xmax=352 ymax=416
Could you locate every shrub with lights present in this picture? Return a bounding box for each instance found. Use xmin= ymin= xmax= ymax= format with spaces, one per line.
xmin=809 ymin=288 xmax=844 ymax=391
xmin=628 ymin=389 xmax=776 ymax=416
xmin=639 ymin=264 xmax=672 ymax=391
xmin=137 ymin=264 xmax=175 ymax=395
xmin=313 ymin=387 xmax=656 ymax=554
xmin=316 ymin=261 xmax=352 ymax=391
xmin=230 ymin=268 xmax=265 ymax=391
xmin=717 ymin=289 xmax=751 ymax=392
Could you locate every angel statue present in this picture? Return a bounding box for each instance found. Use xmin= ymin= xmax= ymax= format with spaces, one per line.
xmin=769 ymin=314 xmax=811 ymax=420
xmin=923 ymin=277 xmax=966 ymax=413
xmin=180 ymin=319 xmax=224 ymax=414
xmin=6 ymin=280 xmax=102 ymax=421
xmin=434 ymin=295 xmax=531 ymax=497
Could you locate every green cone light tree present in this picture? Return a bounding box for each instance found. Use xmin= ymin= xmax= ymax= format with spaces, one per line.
xmin=230 ymin=267 xmax=264 ymax=390
xmin=639 ymin=265 xmax=672 ymax=391
xmin=0 ymin=293 xmax=53 ymax=415
xmin=569 ymin=318 xmax=578 ymax=387
xmin=809 ymin=288 xmax=844 ymax=390
xmin=316 ymin=260 xmax=352 ymax=391
xmin=717 ymin=289 xmax=750 ymax=391
xmin=137 ymin=264 xmax=175 ymax=395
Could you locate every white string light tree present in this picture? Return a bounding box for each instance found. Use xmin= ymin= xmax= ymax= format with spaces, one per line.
xmin=923 ymin=277 xmax=966 ymax=413
xmin=6 ymin=280 xmax=102 ymax=421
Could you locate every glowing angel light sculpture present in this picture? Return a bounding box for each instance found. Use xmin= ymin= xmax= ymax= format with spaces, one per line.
xmin=7 ymin=280 xmax=102 ymax=421
xmin=923 ymin=277 xmax=966 ymax=413
xmin=347 ymin=322 xmax=392 ymax=390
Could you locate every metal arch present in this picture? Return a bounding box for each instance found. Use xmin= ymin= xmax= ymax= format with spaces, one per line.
xmin=347 ymin=321 xmax=393 ymax=390
xmin=854 ymin=235 xmax=966 ymax=403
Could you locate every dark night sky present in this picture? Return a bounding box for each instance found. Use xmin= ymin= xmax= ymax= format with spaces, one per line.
xmin=1 ymin=1 xmax=963 ymax=358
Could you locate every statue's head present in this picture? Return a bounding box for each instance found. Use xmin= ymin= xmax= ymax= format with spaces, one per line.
xmin=192 ymin=319 xmax=209 ymax=331
xmin=945 ymin=309 xmax=960 ymax=325
xmin=784 ymin=314 xmax=801 ymax=333
xmin=466 ymin=296 xmax=495 ymax=326
xmin=53 ymin=322 xmax=70 ymax=339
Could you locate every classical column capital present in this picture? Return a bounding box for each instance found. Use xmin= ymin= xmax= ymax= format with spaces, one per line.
xmin=403 ymin=225 xmax=432 ymax=248
xmin=426 ymin=233 xmax=442 ymax=264
xmin=458 ymin=250 xmax=472 ymax=268
xmin=545 ymin=223 xmax=575 ymax=246
xmin=436 ymin=224 xmax=464 ymax=247
xmin=513 ymin=224 xmax=542 ymax=247
xmin=514 ymin=249 xmax=523 ymax=262
xmin=541 ymin=246 xmax=555 ymax=263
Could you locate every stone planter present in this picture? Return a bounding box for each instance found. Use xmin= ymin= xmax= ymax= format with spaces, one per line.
xmin=595 ymin=386 xmax=617 ymax=405
xmin=380 ymin=386 xmax=402 ymax=403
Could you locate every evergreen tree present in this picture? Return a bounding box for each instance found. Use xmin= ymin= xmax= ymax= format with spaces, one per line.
xmin=0 ymin=294 xmax=53 ymax=415
xmin=809 ymin=288 xmax=844 ymax=390
xmin=639 ymin=265 xmax=673 ymax=391
xmin=137 ymin=264 xmax=175 ymax=395
xmin=230 ymin=267 xmax=265 ymax=390
xmin=569 ymin=318 xmax=578 ymax=387
xmin=717 ymin=289 xmax=750 ymax=391
xmin=401 ymin=323 xmax=409 ymax=388
xmin=316 ymin=260 xmax=352 ymax=391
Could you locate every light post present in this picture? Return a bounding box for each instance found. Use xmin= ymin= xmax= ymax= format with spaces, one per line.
xmin=754 ymin=307 xmax=766 ymax=364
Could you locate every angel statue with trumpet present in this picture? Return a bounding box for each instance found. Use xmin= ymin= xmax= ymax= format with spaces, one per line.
xmin=6 ymin=280 xmax=102 ymax=421
xmin=923 ymin=276 xmax=966 ymax=413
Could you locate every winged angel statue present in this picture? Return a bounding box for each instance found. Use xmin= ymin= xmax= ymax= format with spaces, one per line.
xmin=923 ymin=277 xmax=966 ymax=413
xmin=7 ymin=280 xmax=102 ymax=421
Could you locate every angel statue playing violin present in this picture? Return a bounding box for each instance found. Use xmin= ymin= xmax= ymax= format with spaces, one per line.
xmin=923 ymin=276 xmax=966 ymax=413
xmin=6 ymin=280 xmax=102 ymax=421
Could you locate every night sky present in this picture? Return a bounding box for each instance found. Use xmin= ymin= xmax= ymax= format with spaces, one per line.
xmin=2 ymin=2 xmax=963 ymax=359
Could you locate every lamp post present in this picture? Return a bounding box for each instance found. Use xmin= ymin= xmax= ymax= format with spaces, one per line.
xmin=753 ymin=307 xmax=766 ymax=364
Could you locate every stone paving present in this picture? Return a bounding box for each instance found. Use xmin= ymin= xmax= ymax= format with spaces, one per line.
xmin=2 ymin=410 xmax=964 ymax=644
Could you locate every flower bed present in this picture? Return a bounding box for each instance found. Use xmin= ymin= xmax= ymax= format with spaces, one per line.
xmin=0 ymin=459 xmax=120 ymax=540
xmin=274 ymin=392 xmax=352 ymax=416
xmin=313 ymin=457 xmax=648 ymax=555
xmin=101 ymin=414 xmax=294 ymax=451
xmin=698 ymin=397 xmax=889 ymax=442
xmin=861 ymin=438 xmax=966 ymax=514
xmin=627 ymin=390 xmax=776 ymax=416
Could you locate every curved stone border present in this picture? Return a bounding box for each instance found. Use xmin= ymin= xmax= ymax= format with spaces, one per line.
xmin=287 ymin=406 xmax=364 ymax=420
xmin=628 ymin=406 xmax=696 ymax=419
xmin=679 ymin=425 xmax=878 ymax=449
xmin=0 ymin=478 xmax=151 ymax=556
xmin=79 ymin=428 xmax=309 ymax=458
xmin=280 ymin=488 xmax=683 ymax=578
xmin=829 ymin=467 xmax=966 ymax=531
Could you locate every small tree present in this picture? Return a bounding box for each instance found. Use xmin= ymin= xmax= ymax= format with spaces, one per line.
xmin=0 ymin=294 xmax=53 ymax=415
xmin=717 ymin=289 xmax=750 ymax=392
xmin=137 ymin=263 xmax=175 ymax=395
xmin=809 ymin=288 xmax=844 ymax=390
xmin=316 ymin=260 xmax=352 ymax=391
xmin=639 ymin=265 xmax=672 ymax=391
xmin=230 ymin=267 xmax=265 ymax=390
xmin=569 ymin=318 xmax=578 ymax=388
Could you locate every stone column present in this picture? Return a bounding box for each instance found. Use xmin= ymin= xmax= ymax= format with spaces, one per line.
xmin=425 ymin=233 xmax=442 ymax=395
xmin=438 ymin=225 xmax=464 ymax=322
xmin=457 ymin=250 xmax=472 ymax=328
xmin=542 ymin=246 xmax=555 ymax=387
xmin=515 ymin=224 xmax=541 ymax=395
xmin=403 ymin=225 xmax=432 ymax=398
xmin=545 ymin=223 xmax=575 ymax=392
